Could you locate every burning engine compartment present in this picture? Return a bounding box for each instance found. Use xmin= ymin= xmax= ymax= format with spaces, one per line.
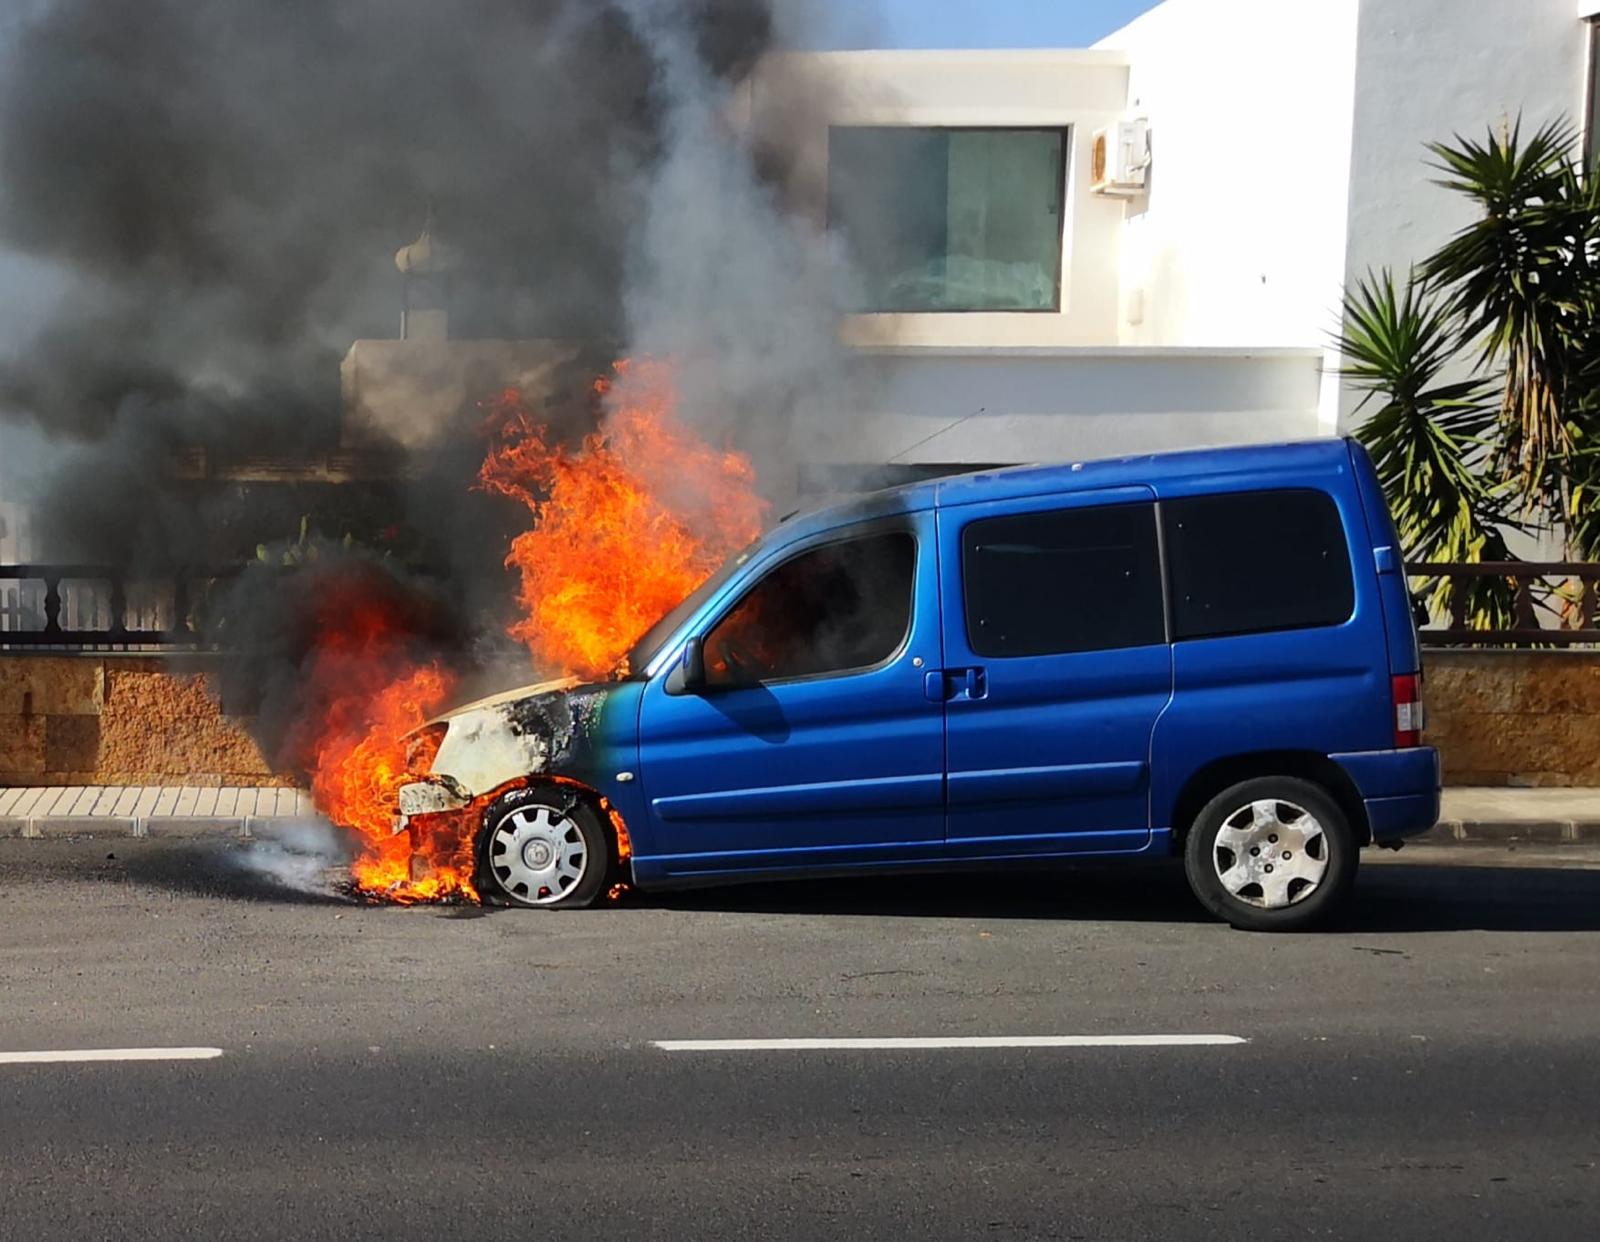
xmin=307 ymin=362 xmax=766 ymax=905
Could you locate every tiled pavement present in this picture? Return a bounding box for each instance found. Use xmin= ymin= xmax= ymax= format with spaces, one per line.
xmin=0 ymin=786 xmax=324 ymax=838
xmin=0 ymin=784 xmax=1598 ymax=843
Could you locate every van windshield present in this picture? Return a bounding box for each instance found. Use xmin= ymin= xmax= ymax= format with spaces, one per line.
xmin=619 ymin=541 xmax=761 ymax=679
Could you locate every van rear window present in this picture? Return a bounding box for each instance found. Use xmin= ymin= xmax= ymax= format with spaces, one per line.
xmin=1163 ymin=489 xmax=1354 ymax=640
xmin=962 ymin=503 xmax=1165 ymax=657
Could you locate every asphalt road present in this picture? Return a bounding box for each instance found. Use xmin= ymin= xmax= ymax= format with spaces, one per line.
xmin=2 ymin=839 xmax=1599 ymax=1241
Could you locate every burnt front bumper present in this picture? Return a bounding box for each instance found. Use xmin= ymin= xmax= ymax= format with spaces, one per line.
xmin=393 ymin=776 xmax=472 ymax=836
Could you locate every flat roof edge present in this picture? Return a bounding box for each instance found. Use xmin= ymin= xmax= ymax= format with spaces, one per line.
xmin=848 ymin=345 xmax=1326 ymax=362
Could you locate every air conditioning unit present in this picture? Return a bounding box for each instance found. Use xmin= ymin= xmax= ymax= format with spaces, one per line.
xmin=1090 ymin=120 xmax=1150 ymax=197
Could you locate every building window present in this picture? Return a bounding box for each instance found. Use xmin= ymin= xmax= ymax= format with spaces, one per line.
xmin=1162 ymin=491 xmax=1355 ymax=641
xmin=827 ymin=127 xmax=1067 ymax=313
xmin=961 ymin=503 xmax=1165 ymax=657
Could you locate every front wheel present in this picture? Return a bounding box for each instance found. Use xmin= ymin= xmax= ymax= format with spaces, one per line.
xmin=1183 ymin=777 xmax=1358 ymax=932
xmin=475 ymin=787 xmax=610 ymax=910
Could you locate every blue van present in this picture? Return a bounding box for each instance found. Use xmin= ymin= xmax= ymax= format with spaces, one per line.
xmin=397 ymin=437 xmax=1439 ymax=931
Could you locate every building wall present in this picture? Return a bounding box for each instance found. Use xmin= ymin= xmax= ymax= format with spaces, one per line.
xmin=1339 ymin=0 xmax=1590 ymax=432
xmin=751 ymin=48 xmax=1332 ymax=462
xmin=1342 ymin=0 xmax=1591 ymax=316
xmin=1096 ymin=0 xmax=1362 ymax=404
xmin=817 ymin=345 xmax=1325 ymax=466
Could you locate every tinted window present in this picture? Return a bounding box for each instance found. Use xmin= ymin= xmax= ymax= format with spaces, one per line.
xmin=703 ymin=532 xmax=915 ymax=687
xmin=962 ymin=504 xmax=1165 ymax=657
xmin=1164 ymin=490 xmax=1355 ymax=640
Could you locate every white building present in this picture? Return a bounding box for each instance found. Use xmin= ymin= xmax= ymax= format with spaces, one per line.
xmin=751 ymin=0 xmax=1600 ymax=473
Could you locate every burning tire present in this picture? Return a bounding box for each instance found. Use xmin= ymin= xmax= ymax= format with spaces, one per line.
xmin=475 ymin=787 xmax=611 ymax=910
xmin=1182 ymin=777 xmax=1358 ymax=932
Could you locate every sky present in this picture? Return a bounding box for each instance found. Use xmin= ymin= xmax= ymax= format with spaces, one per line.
xmin=826 ymin=0 xmax=1162 ymax=49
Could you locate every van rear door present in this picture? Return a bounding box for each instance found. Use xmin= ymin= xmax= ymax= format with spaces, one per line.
xmin=934 ymin=486 xmax=1169 ymax=855
xmin=1346 ymin=439 xmax=1422 ymax=677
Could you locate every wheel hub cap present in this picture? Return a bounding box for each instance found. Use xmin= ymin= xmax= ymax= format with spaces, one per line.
xmin=1212 ymin=799 xmax=1328 ymax=910
xmin=522 ymin=840 xmax=554 ymax=869
xmin=487 ymin=805 xmax=587 ymax=906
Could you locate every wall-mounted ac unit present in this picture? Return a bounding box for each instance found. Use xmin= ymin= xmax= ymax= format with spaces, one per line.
xmin=1090 ymin=120 xmax=1150 ymax=197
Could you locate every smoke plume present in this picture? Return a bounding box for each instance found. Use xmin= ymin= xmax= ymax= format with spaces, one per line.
xmin=0 ymin=0 xmax=864 ymax=764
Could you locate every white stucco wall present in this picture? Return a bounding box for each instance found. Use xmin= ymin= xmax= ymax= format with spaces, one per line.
xmin=750 ymin=51 xmax=1133 ymax=348
xmin=1096 ymin=0 xmax=1361 ymax=377
xmin=810 ymin=346 xmax=1326 ymax=467
xmin=1342 ymin=0 xmax=1591 ymax=310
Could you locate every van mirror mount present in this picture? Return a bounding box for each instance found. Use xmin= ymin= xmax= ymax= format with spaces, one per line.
xmin=671 ymin=636 xmax=708 ymax=695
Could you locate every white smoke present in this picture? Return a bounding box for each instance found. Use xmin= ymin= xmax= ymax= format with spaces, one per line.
xmin=234 ymin=819 xmax=355 ymax=898
xmin=614 ymin=0 xmax=870 ymax=506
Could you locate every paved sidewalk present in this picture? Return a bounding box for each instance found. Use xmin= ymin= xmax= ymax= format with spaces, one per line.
xmin=1 ymin=784 xmax=1598 ymax=843
xmin=0 ymin=785 xmax=320 ymax=839
xmin=1436 ymin=787 xmax=1600 ymax=844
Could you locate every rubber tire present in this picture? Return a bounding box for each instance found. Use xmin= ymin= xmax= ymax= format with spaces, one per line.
xmin=1183 ymin=776 xmax=1358 ymax=932
xmin=474 ymin=786 xmax=611 ymax=911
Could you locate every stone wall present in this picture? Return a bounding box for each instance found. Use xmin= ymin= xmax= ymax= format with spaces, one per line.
xmin=1424 ymin=651 xmax=1600 ymax=787
xmin=2 ymin=649 xmax=1595 ymax=789
xmin=0 ymin=655 xmax=288 ymax=787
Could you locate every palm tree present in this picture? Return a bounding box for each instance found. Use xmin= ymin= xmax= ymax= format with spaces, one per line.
xmin=1337 ymin=270 xmax=1517 ymax=625
xmin=1420 ymin=119 xmax=1600 ymax=549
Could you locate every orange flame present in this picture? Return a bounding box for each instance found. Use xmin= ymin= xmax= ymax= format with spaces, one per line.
xmin=480 ymin=360 xmax=768 ymax=680
xmin=292 ymin=590 xmax=468 ymax=902
xmin=306 ymin=360 xmax=764 ymax=904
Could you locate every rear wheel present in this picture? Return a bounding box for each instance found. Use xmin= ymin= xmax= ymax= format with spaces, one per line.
xmin=1183 ymin=777 xmax=1357 ymax=932
xmin=475 ymin=787 xmax=609 ymax=910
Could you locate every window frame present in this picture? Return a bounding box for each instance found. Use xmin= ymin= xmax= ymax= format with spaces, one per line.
xmin=687 ymin=520 xmax=921 ymax=693
xmin=825 ymin=124 xmax=1072 ymax=316
xmin=958 ymin=499 xmax=1168 ymax=659
xmin=1160 ymin=486 xmax=1358 ymax=643
xmin=1587 ymin=18 xmax=1600 ymax=169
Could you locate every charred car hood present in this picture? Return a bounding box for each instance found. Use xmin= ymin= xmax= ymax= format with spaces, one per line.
xmin=422 ymin=677 xmax=622 ymax=798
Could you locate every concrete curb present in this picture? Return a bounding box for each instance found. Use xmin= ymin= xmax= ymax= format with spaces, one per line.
xmin=1420 ymin=819 xmax=1600 ymax=845
xmin=0 ymin=814 xmax=339 ymax=840
xmin=3 ymin=816 xmax=1599 ymax=846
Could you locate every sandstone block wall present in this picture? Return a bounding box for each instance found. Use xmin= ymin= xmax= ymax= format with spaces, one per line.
xmin=0 ymin=655 xmax=288 ymax=787
xmin=1 ymin=649 xmax=1596 ymax=789
xmin=1424 ymin=651 xmax=1600 ymax=786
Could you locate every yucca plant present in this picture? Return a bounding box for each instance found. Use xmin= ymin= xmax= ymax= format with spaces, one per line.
xmin=1421 ymin=119 xmax=1600 ymax=548
xmin=1339 ymin=270 xmax=1518 ymax=627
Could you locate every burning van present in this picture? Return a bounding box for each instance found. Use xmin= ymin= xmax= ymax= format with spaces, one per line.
xmin=394 ymin=438 xmax=1440 ymax=932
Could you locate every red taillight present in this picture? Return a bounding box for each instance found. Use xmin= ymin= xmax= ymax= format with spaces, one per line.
xmin=1392 ymin=673 xmax=1424 ymax=747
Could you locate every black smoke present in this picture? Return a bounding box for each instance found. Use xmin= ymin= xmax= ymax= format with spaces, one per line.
xmin=0 ymin=0 xmax=778 ymax=567
xmin=0 ymin=0 xmax=851 ymax=770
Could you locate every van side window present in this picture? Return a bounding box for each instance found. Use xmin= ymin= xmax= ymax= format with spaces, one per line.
xmin=703 ymin=531 xmax=916 ymax=687
xmin=1163 ymin=489 xmax=1355 ymax=640
xmin=961 ymin=503 xmax=1165 ymax=657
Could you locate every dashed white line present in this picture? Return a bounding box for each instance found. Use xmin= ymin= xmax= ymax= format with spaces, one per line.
xmin=652 ymin=1035 xmax=1247 ymax=1052
xmin=0 ymin=1047 xmax=224 ymax=1065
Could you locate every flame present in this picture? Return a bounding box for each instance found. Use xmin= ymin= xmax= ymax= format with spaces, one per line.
xmin=304 ymin=360 xmax=764 ymax=904
xmin=480 ymin=360 xmax=768 ymax=680
xmin=292 ymin=589 xmax=468 ymax=902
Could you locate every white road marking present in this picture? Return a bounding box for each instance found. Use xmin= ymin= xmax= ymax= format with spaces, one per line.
xmin=652 ymin=1035 xmax=1247 ymax=1052
xmin=0 ymin=1047 xmax=224 ymax=1065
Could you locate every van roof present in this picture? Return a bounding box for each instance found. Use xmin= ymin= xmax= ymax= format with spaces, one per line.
xmin=784 ymin=437 xmax=1355 ymax=541
xmin=933 ymin=435 xmax=1354 ymax=506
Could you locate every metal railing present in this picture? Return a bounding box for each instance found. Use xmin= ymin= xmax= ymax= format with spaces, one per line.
xmin=5 ymin=560 xmax=1599 ymax=652
xmin=0 ymin=566 xmax=230 ymax=649
xmin=1409 ymin=562 xmax=1600 ymax=647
